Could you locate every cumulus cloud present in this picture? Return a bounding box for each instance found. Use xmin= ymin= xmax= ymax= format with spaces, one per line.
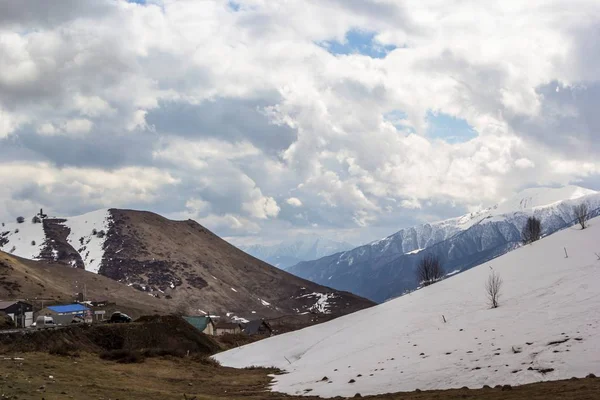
xmin=0 ymin=0 xmax=599 ymax=245
xmin=286 ymin=197 xmax=303 ymax=207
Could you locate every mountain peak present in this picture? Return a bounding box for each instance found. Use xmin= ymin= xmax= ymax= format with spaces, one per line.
xmin=495 ymin=185 xmax=597 ymax=214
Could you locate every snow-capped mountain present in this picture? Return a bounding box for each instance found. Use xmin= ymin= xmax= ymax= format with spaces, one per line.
xmin=238 ymin=235 xmax=354 ymax=269
xmin=286 ymin=185 xmax=600 ymax=302
xmin=216 ymin=215 xmax=600 ymax=397
xmin=0 ymin=209 xmax=374 ymax=320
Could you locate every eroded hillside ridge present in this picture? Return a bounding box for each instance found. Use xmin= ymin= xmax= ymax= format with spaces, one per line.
xmin=98 ymin=209 xmax=374 ymax=319
xmin=40 ymin=218 xmax=84 ymax=269
xmin=102 ymin=209 xmax=202 ymax=294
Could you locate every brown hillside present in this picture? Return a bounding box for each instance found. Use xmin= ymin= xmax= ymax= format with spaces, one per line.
xmin=0 ymin=252 xmax=171 ymax=318
xmin=99 ymin=209 xmax=374 ymax=319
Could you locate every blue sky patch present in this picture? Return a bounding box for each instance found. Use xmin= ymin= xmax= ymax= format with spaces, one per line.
xmin=127 ymin=0 xmax=146 ymax=4
xmin=319 ymin=29 xmax=397 ymax=59
xmin=383 ymin=110 xmax=414 ymax=133
xmin=426 ymin=111 xmax=478 ymax=143
xmin=228 ymin=1 xmax=241 ymax=11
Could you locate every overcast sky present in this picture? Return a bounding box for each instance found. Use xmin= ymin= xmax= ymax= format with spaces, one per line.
xmin=1 ymin=0 xmax=600 ymax=246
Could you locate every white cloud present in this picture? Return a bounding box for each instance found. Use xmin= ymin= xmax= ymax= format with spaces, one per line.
xmin=243 ymin=195 xmax=280 ymax=220
xmin=185 ymin=198 xmax=211 ymax=215
xmin=64 ymin=118 xmax=93 ymax=135
xmin=515 ymin=158 xmax=535 ymax=169
xmin=286 ymin=197 xmax=303 ymax=207
xmin=0 ymin=0 xmax=599 ymax=243
xmin=73 ymin=94 xmax=115 ymax=117
xmin=36 ymin=122 xmax=57 ymax=135
xmin=0 ymin=162 xmax=179 ymax=221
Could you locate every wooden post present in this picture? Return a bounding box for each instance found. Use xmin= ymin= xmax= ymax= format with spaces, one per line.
xmin=564 ymin=247 xmax=568 ymax=258
xmin=442 ymin=315 xmax=447 ymax=323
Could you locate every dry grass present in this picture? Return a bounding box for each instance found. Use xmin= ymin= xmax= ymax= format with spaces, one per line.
xmin=0 ymin=252 xmax=171 ymax=318
xmin=0 ymin=352 xmax=598 ymax=400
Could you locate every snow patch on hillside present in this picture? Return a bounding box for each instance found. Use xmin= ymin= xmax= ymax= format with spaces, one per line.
xmin=406 ymin=248 xmax=423 ymax=255
xmin=0 ymin=217 xmax=45 ymax=259
xmin=259 ymin=298 xmax=271 ymax=306
xmin=298 ymin=292 xmax=336 ymax=314
xmin=216 ymin=216 xmax=600 ymax=397
xmin=64 ymin=209 xmax=111 ymax=274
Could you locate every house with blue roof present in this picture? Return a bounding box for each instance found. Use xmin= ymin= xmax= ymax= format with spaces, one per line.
xmin=37 ymin=303 xmax=91 ymax=325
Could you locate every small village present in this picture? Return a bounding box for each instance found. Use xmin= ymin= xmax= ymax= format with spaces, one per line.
xmin=0 ymin=295 xmax=273 ymax=337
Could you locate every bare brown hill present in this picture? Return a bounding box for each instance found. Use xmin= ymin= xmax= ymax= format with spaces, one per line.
xmin=98 ymin=209 xmax=374 ymax=320
xmin=0 ymin=252 xmax=171 ymax=318
xmin=0 ymin=209 xmax=374 ymax=321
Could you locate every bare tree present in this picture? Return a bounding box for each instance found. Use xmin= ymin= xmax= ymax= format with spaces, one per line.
xmin=522 ymin=216 xmax=542 ymax=244
xmin=416 ymin=254 xmax=444 ymax=286
xmin=485 ymin=270 xmax=502 ymax=309
xmin=573 ymin=203 xmax=589 ymax=230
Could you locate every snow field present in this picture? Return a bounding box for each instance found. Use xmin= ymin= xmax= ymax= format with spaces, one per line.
xmin=216 ymin=216 xmax=600 ymax=397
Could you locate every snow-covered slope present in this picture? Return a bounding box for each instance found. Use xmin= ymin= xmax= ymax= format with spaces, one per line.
xmin=0 ymin=209 xmax=111 ymax=273
xmin=287 ymin=186 xmax=600 ymax=302
xmin=63 ymin=209 xmax=111 ymax=273
xmin=0 ymin=217 xmax=46 ymax=259
xmin=239 ymin=235 xmax=354 ymax=269
xmin=216 ymin=216 xmax=600 ymax=397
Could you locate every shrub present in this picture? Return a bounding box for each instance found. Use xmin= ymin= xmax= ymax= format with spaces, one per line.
xmin=191 ymin=354 xmax=221 ymax=367
xmin=48 ymin=344 xmax=79 ymax=358
xmin=522 ymin=216 xmax=542 ymax=244
xmin=140 ymin=348 xmax=185 ymax=358
xmin=16 ymin=216 xmax=24 ymax=224
xmin=31 ymin=216 xmax=41 ymax=224
xmin=99 ymin=349 xmax=145 ymax=364
xmin=31 ymin=240 xmax=36 ymax=246
xmin=416 ymin=254 xmax=444 ymax=286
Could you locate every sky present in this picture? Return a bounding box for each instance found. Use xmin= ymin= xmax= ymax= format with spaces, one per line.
xmin=1 ymin=0 xmax=600 ymax=247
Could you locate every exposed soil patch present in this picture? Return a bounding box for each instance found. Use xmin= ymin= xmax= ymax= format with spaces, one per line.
xmin=39 ymin=218 xmax=84 ymax=268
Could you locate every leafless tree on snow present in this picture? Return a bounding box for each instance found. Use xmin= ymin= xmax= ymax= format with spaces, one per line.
xmin=485 ymin=270 xmax=503 ymax=309
xmin=522 ymin=216 xmax=542 ymax=244
xmin=416 ymin=254 xmax=444 ymax=286
xmin=573 ymin=203 xmax=589 ymax=230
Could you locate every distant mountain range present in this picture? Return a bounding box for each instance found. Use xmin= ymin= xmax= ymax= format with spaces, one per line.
xmin=286 ymin=185 xmax=600 ymax=303
xmin=238 ymin=235 xmax=354 ymax=269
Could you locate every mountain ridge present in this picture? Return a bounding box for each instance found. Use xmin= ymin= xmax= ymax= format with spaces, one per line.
xmin=0 ymin=209 xmax=375 ymax=320
xmin=286 ymin=185 xmax=600 ymax=302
